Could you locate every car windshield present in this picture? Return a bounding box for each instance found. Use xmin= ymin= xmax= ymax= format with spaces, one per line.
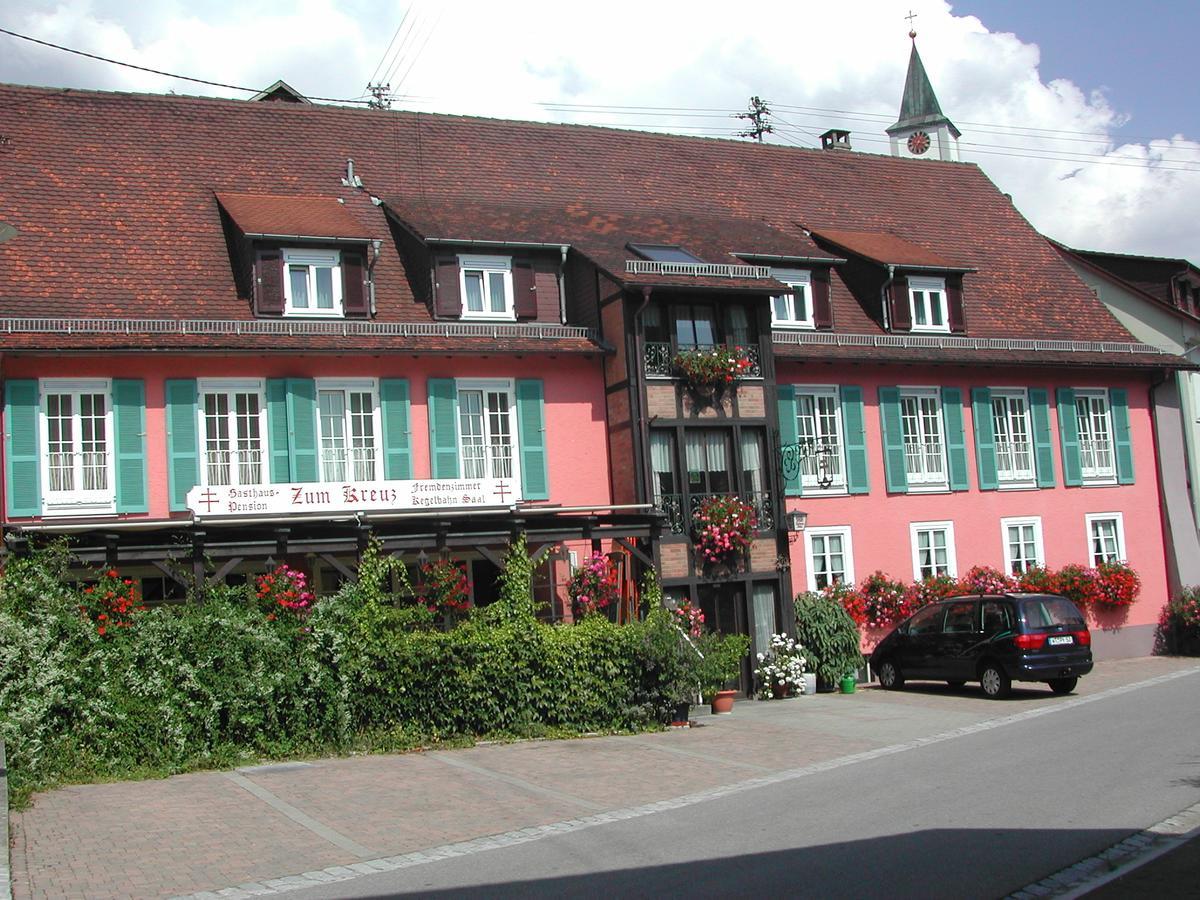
xmin=1020 ymin=597 xmax=1085 ymax=629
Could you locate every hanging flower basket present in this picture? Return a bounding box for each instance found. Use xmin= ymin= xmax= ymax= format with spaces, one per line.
xmin=672 ymin=346 xmax=754 ymax=391
xmin=568 ymin=551 xmax=622 ymax=618
xmin=692 ymin=495 xmax=757 ymax=564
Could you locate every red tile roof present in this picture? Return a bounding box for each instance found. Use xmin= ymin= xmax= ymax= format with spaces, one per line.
xmin=808 ymin=227 xmax=966 ymax=270
xmin=216 ymin=193 xmax=375 ymax=240
xmin=0 ymin=84 xmax=1159 ymax=359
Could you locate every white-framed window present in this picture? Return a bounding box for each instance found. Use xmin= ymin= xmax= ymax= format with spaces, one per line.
xmin=771 ymin=268 xmax=813 ymax=328
xmin=1001 ymin=516 xmax=1044 ymax=575
xmin=991 ymin=389 xmax=1035 ymax=486
xmin=40 ymin=378 xmax=115 ymax=514
xmin=804 ymin=526 xmax=854 ymax=592
xmin=910 ymin=521 xmax=957 ymax=580
xmin=794 ymin=386 xmax=846 ymax=492
xmin=316 ymin=379 xmax=380 ymax=482
xmin=1075 ymin=390 xmax=1116 ymax=483
xmin=1086 ymin=513 xmax=1126 ymax=566
xmin=284 ymin=249 xmax=342 ymax=317
xmin=908 ymin=276 xmax=949 ymax=333
xmin=459 ymin=255 xmax=514 ymax=320
xmin=198 ymin=379 xmax=267 ymax=487
xmin=900 ymin=388 xmax=947 ymax=488
xmin=458 ymin=379 xmax=519 ymax=481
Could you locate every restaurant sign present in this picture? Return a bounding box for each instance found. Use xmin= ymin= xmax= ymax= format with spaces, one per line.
xmin=187 ymin=478 xmax=520 ymax=518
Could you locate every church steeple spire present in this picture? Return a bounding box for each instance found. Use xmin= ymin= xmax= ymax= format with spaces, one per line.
xmin=886 ymin=38 xmax=961 ymax=161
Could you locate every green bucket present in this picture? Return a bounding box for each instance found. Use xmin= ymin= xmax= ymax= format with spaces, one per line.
xmin=840 ymin=675 xmax=857 ymax=694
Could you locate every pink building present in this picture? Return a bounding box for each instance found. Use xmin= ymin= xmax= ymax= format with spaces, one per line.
xmin=0 ymin=42 xmax=1187 ymax=660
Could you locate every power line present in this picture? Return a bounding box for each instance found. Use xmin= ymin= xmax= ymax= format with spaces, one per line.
xmin=0 ymin=25 xmax=370 ymax=105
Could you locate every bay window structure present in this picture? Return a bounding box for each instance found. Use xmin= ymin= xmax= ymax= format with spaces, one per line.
xmin=900 ymin=389 xmax=947 ymax=488
xmin=316 ymin=380 xmax=380 ymax=482
xmin=910 ymin=521 xmax=957 ymax=580
xmin=284 ymin=249 xmax=342 ymax=317
xmin=458 ymin=255 xmax=514 ymax=320
xmin=804 ymin=526 xmax=853 ymax=591
xmin=770 ymin=269 xmax=813 ymax=328
xmin=1075 ymin=390 xmax=1116 ymax=483
xmin=198 ymin=380 xmax=266 ymax=487
xmin=1001 ymin=516 xmax=1044 ymax=575
xmin=42 ymin=380 xmax=114 ymax=513
xmin=458 ymin=381 xmax=516 ymax=481
xmin=991 ymin=390 xmax=1035 ymax=486
xmin=1086 ymin=513 xmax=1125 ymax=565
xmin=908 ymin=276 xmax=949 ymax=333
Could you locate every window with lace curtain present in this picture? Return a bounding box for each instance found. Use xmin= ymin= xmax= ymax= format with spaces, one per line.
xmin=685 ymin=430 xmax=731 ymax=494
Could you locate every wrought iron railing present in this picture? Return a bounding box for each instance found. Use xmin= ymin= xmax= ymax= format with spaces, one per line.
xmin=654 ymin=490 xmax=775 ymax=535
xmin=204 ymin=448 xmax=265 ymax=487
xmin=643 ymin=342 xmax=762 ymax=379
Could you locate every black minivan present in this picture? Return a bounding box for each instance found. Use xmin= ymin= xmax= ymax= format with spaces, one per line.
xmin=869 ymin=593 xmax=1093 ymax=699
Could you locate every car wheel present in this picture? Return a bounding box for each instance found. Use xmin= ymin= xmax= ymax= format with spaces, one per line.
xmin=980 ymin=663 xmax=1011 ymax=699
xmin=1048 ymin=677 xmax=1078 ymax=695
xmin=946 ymin=680 xmax=965 ymax=688
xmin=877 ymin=659 xmax=904 ymax=690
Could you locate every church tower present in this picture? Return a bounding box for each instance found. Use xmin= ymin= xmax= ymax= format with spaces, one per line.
xmin=886 ymin=34 xmax=961 ymax=161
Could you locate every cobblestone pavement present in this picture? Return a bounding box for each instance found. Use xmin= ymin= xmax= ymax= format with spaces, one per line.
xmin=8 ymin=657 xmax=1199 ymax=899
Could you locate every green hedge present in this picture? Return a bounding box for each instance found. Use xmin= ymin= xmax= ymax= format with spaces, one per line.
xmin=0 ymin=543 xmax=690 ymax=803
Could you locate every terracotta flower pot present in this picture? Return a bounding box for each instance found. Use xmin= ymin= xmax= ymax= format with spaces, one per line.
xmin=771 ymin=682 xmax=792 ymax=700
xmin=710 ymin=689 xmax=737 ymax=714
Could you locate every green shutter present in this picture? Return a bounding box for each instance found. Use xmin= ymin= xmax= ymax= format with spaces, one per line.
xmin=971 ymin=387 xmax=997 ymax=491
xmin=164 ymin=379 xmax=199 ymax=511
xmin=941 ymin=387 xmax=969 ymax=491
xmin=4 ymin=380 xmax=41 ymax=517
xmin=1110 ymin=388 xmax=1134 ymax=484
xmin=516 ymin=379 xmax=548 ymax=500
xmin=286 ymin=378 xmax=318 ymax=483
xmin=776 ymin=385 xmax=801 ymax=496
xmin=1029 ymin=388 xmax=1056 ymax=488
xmin=380 ymin=378 xmax=413 ymax=480
xmin=113 ymin=379 xmax=148 ymax=513
xmin=266 ymin=379 xmax=291 ymax=483
xmin=427 ymin=378 xmax=460 ymax=479
xmin=878 ymin=387 xmax=908 ymax=494
xmin=1057 ymin=387 xmax=1082 ymax=487
xmin=840 ymin=385 xmax=869 ymax=495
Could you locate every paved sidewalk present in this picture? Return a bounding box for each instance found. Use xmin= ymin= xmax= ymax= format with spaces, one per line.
xmin=8 ymin=657 xmax=1199 ymax=899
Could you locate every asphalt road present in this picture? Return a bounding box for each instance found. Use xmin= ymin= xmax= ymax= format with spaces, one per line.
xmin=292 ymin=671 xmax=1200 ymax=899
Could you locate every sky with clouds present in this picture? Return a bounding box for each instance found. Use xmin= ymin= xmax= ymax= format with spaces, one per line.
xmin=2 ymin=0 xmax=1198 ymax=262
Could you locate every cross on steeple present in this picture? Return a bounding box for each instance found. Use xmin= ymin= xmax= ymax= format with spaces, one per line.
xmin=905 ymin=9 xmax=918 ymax=39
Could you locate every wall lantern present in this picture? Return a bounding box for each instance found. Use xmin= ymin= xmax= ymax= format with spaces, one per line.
xmin=786 ymin=510 xmax=809 ymax=533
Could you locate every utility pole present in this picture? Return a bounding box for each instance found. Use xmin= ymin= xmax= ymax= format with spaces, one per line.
xmin=366 ymin=82 xmax=393 ymax=110
xmin=736 ymin=96 xmax=774 ymax=142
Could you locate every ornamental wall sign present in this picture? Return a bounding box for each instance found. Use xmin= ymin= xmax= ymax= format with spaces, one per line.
xmin=907 ymin=131 xmax=931 ymax=155
xmin=187 ymin=477 xmax=520 ymax=517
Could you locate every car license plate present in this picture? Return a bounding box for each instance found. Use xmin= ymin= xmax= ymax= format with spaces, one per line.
xmin=1048 ymin=635 xmax=1073 ymax=646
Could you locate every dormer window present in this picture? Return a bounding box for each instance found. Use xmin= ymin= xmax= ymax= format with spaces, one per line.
xmin=629 ymin=244 xmax=705 ymax=263
xmin=285 ymin=249 xmax=343 ymax=316
xmin=771 ymin=269 xmax=813 ymax=328
xmin=908 ymin=276 xmax=949 ymax=333
xmin=459 ymin=254 xmax=514 ymax=320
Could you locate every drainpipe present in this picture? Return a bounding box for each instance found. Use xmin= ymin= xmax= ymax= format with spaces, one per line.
xmin=368 ymin=239 xmax=383 ymax=316
xmin=880 ymin=264 xmax=895 ymax=331
xmin=630 ymin=287 xmax=655 ymax=575
xmin=557 ymin=245 xmax=569 ymax=324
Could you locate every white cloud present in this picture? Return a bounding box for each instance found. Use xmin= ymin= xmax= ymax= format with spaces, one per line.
xmin=2 ymin=0 xmax=1198 ymax=261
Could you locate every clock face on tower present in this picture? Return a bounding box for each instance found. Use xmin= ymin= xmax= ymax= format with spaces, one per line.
xmin=907 ymin=131 xmax=931 ymax=155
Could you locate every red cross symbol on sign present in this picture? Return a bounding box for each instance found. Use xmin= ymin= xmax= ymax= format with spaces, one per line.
xmin=199 ymin=489 xmax=221 ymax=512
xmin=494 ymin=482 xmax=512 ymax=504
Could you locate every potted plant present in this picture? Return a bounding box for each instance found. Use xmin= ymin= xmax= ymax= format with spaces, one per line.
xmin=695 ymin=631 xmax=750 ymax=713
xmin=753 ymin=632 xmax=807 ymax=699
xmin=692 ymin=495 xmax=757 ymax=566
xmin=672 ymin=345 xmax=755 ymax=391
xmin=567 ymin=551 xmax=622 ymax=619
xmin=794 ymin=591 xmax=863 ymax=691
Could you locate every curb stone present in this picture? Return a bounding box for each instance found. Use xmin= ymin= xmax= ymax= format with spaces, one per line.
xmin=1005 ymin=800 xmax=1200 ymax=899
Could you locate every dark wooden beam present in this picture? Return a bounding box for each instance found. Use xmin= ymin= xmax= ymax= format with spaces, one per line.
xmin=318 ymin=552 xmax=356 ymax=580
xmin=151 ymin=559 xmax=190 ymax=588
xmin=211 ymin=556 xmax=244 ymax=584
xmin=614 ymin=537 xmax=654 ymax=568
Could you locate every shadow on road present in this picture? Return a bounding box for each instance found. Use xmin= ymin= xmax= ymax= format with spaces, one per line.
xmin=356 ymin=827 xmax=1148 ymax=899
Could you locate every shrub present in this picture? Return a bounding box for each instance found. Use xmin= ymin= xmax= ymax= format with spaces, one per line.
xmin=1157 ymin=587 xmax=1200 ymax=656
xmin=857 ymin=571 xmax=910 ymax=630
xmin=694 ymin=630 xmax=750 ymax=701
xmin=793 ymin=591 xmax=862 ymax=687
